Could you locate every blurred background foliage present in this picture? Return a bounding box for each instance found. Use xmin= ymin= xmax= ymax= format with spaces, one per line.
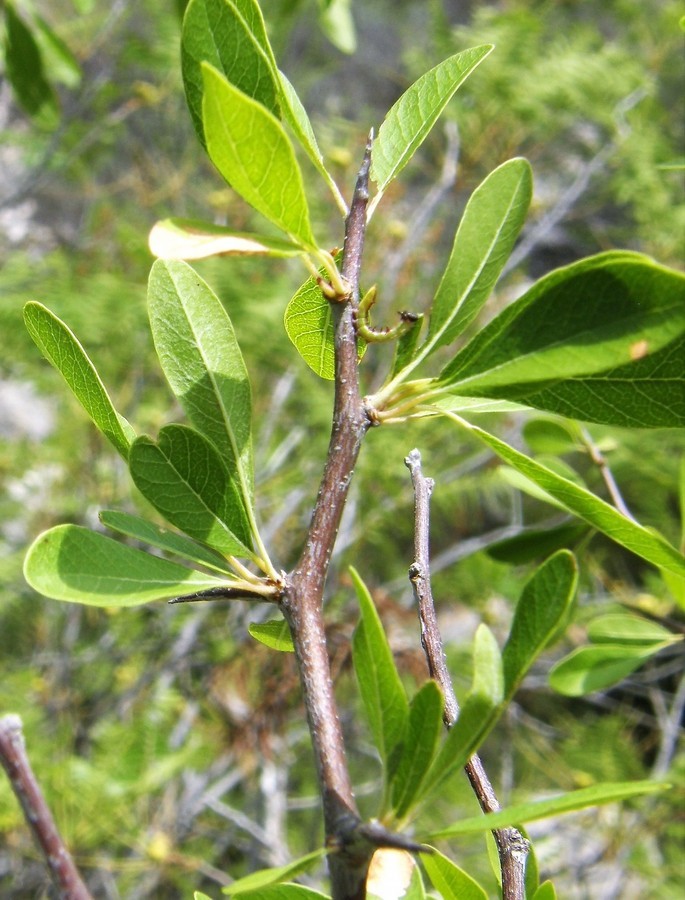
xmin=1 ymin=0 xmax=684 ymax=897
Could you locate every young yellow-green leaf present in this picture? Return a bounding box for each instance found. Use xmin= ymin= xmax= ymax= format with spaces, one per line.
xmin=417 ymin=158 xmax=532 ymax=365
xmin=370 ymin=45 xmax=493 ymax=203
xmin=350 ymin=567 xmax=409 ymax=770
xmin=149 ymin=218 xmax=305 ymax=261
xmin=182 ymin=0 xmax=280 ymax=148
xmin=587 ymin=613 xmax=680 ymax=647
xmin=129 ymin=425 xmax=253 ymax=558
xmin=428 ymin=780 xmax=667 ymax=839
xmin=3 ymin=1 xmax=58 ymax=124
xmin=317 ymin=0 xmax=356 ymax=54
xmin=147 ymin=260 xmax=253 ymax=503
xmin=532 ymin=882 xmax=558 ymax=900
xmin=99 ymin=509 xmax=234 ymax=574
xmin=440 ymin=253 xmax=685 ymax=428
xmin=420 ymin=849 xmax=488 ymax=900
xmin=390 ymin=680 xmax=444 ymax=820
xmin=222 ymin=848 xmax=326 ymax=894
xmin=202 ymin=63 xmax=317 ymax=250
xmin=549 ymin=644 xmax=664 ymax=696
xmin=502 ymin=550 xmax=578 ymax=695
xmin=23 ymin=302 xmax=135 ymax=460
xmin=444 ymin=414 xmax=685 ymax=579
xmin=284 ymin=265 xmax=366 ymax=380
xmin=24 ymin=525 xmax=230 ymax=606
xmin=248 ymin=619 xmax=295 ymax=653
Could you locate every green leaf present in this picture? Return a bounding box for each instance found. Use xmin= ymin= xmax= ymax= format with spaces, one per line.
xmin=391 ymin=313 xmax=424 ymax=378
xmin=24 ymin=524 xmax=230 ymax=606
xmin=202 ymin=63 xmax=317 ymax=249
xmin=3 ymin=1 xmax=58 ymax=124
xmin=350 ymin=567 xmax=409 ymax=770
xmin=317 ymin=0 xmax=356 ymax=54
xmin=181 ymin=0 xmax=280 ymax=148
xmin=421 ymin=158 xmax=532 ymax=360
xmin=222 ymin=849 xmax=326 ymax=894
xmin=486 ymin=522 xmax=590 ymax=565
xmin=587 ymin=613 xmax=679 ymax=646
xmin=502 ymin=551 xmax=578 ymax=695
xmin=549 ymin=644 xmax=664 ymax=696
xmin=440 ymin=253 xmax=685 ymax=428
xmin=248 ymin=619 xmax=294 ymax=653
xmin=32 ymin=14 xmax=82 ymax=89
xmin=420 ymin=849 xmax=488 ymax=900
xmin=522 ymin=419 xmax=581 ymax=455
xmin=149 ymin=218 xmax=305 ymax=261
xmin=370 ymin=45 xmax=493 ymax=202
xmin=284 ymin=264 xmax=366 ymax=380
xmin=99 ymin=509 xmax=234 ymax=574
xmin=390 ymin=680 xmax=444 ymax=820
xmin=223 ymin=887 xmax=329 ymax=900
xmin=23 ymin=301 xmax=135 ymax=460
xmin=445 ymin=415 xmax=685 ymax=578
xmin=129 ymin=425 xmax=252 ymax=558
xmin=147 ymin=260 xmax=254 ymax=503
xmin=532 ymin=882 xmax=558 ymax=900
xmin=428 ymin=780 xmax=667 ymax=839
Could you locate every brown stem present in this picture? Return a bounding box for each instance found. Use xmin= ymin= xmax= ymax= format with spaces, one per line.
xmin=0 ymin=714 xmax=92 ymax=900
xmin=281 ymin=137 xmax=374 ymax=900
xmin=404 ymin=449 xmax=529 ymax=900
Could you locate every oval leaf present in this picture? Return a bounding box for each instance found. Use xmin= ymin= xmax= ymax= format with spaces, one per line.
xmin=202 ymin=63 xmax=317 ymax=249
xmin=248 ymin=619 xmax=295 ymax=653
xmin=420 ymin=849 xmax=487 ymax=900
xmin=23 ymin=301 xmax=135 ymax=459
xmin=587 ymin=613 xmax=679 ymax=646
xmin=549 ymin=644 xmax=663 ymax=696
xmin=149 ymin=218 xmax=305 ymax=261
xmin=24 ymin=524 xmax=230 ymax=606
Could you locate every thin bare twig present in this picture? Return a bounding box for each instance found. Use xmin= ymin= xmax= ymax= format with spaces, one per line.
xmin=579 ymin=426 xmax=636 ymax=521
xmin=404 ymin=449 xmax=529 ymax=900
xmin=0 ymin=714 xmax=92 ymax=900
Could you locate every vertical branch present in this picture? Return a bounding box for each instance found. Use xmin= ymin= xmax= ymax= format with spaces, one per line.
xmin=0 ymin=714 xmax=92 ymax=900
xmin=404 ymin=450 xmax=529 ymax=900
xmin=281 ymin=137 xmax=374 ymax=900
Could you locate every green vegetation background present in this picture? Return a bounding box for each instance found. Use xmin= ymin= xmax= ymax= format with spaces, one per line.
xmin=1 ymin=0 xmax=683 ymax=896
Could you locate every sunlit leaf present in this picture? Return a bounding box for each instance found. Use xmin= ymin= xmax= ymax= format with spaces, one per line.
xmin=222 ymin=848 xmax=326 ymax=894
xmin=248 ymin=619 xmax=295 ymax=653
xmin=24 ymin=525 xmax=230 ymax=606
xmin=370 ymin=45 xmax=493 ymax=203
xmin=428 ymin=781 xmax=667 ymax=839
xmin=532 ymin=882 xmax=558 ymax=900
xmin=420 ymin=848 xmax=487 ymax=900
xmin=149 ymin=218 xmax=304 ymax=261
xmin=24 ymin=302 xmax=135 ymax=459
xmin=549 ymin=644 xmax=664 ymax=696
xmin=587 ymin=613 xmax=679 ymax=646
xmin=202 ymin=63 xmax=317 ymax=249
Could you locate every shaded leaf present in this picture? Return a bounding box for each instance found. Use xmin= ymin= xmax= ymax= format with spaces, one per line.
xmin=428 ymin=781 xmax=667 ymax=838
xmin=486 ymin=522 xmax=590 ymax=565
xmin=420 ymin=849 xmax=487 ymax=900
xmin=129 ymin=424 xmax=252 ymax=557
xmin=3 ymin=2 xmax=58 ymax=123
xmin=23 ymin=301 xmax=135 ymax=459
xmin=390 ymin=680 xmax=444 ymax=820
xmin=391 ymin=313 xmax=424 ymax=378
xmin=370 ymin=46 xmax=493 ymax=201
xmin=549 ymin=644 xmax=664 ymax=696
xmin=248 ymin=619 xmax=294 ymax=653
xmin=147 ymin=260 xmax=254 ymax=503
xmin=149 ymin=218 xmax=305 ymax=261
xmin=522 ymin=419 xmax=581 ymax=455
xmin=350 ymin=567 xmax=409 ymax=769
xmin=24 ymin=525 xmax=230 ymax=606
xmin=222 ymin=849 xmax=326 ymax=894
xmin=202 ymin=63 xmax=317 ymax=249
xmin=99 ymin=509 xmax=234 ymax=574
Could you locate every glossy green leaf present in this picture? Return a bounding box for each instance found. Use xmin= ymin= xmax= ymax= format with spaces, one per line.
xmin=390 ymin=680 xmax=444 ymax=820
xmin=129 ymin=425 xmax=252 ymax=558
xmin=351 ymin=567 xmax=409 ymax=769
xmin=284 ymin=264 xmax=366 ymax=380
xmin=428 ymin=780 xmax=667 ymax=838
xmin=147 ymin=260 xmax=254 ymax=503
xmin=99 ymin=509 xmax=234 ymax=574
xmin=3 ymin=2 xmax=58 ymax=123
xmin=181 ymin=0 xmax=280 ymax=148
xmin=549 ymin=644 xmax=664 ymax=696
xmin=248 ymin=619 xmax=294 ymax=653
xmin=420 ymin=158 xmax=532 ymax=362
xmin=532 ymin=882 xmax=558 ymax=900
xmin=370 ymin=45 xmax=493 ymax=201
xmin=149 ymin=218 xmax=305 ymax=261
xmin=24 ymin=525 xmax=230 ymax=606
xmin=222 ymin=849 xmax=326 ymax=894
xmin=502 ymin=551 xmax=578 ymax=695
xmin=23 ymin=302 xmax=135 ymax=459
xmin=420 ymin=849 xmax=488 ymax=900
xmin=445 ymin=415 xmax=685 ymax=578
xmin=202 ymin=63 xmax=317 ymax=249
xmin=223 ymin=887 xmax=329 ymax=900
xmin=486 ymin=522 xmax=590 ymax=565
xmin=440 ymin=253 xmax=685 ymax=428
xmin=587 ymin=613 xmax=679 ymax=646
